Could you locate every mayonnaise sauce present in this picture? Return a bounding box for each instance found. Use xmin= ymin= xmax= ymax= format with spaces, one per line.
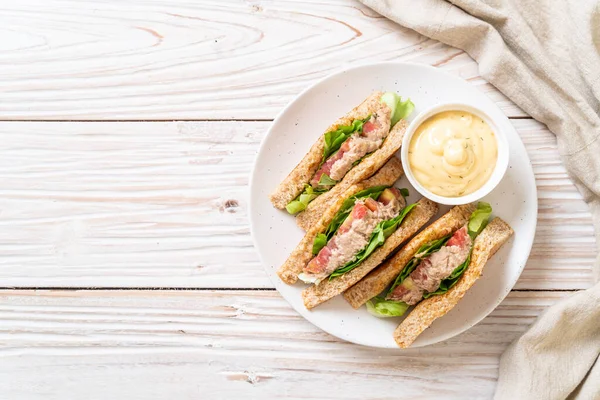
xmin=408 ymin=111 xmax=497 ymax=197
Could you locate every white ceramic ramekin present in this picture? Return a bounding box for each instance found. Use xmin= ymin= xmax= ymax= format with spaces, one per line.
xmin=400 ymin=103 xmax=509 ymax=205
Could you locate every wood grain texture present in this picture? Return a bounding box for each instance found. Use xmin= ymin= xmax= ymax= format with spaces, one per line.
xmin=0 ymin=1 xmax=593 ymax=397
xmin=0 ymin=0 xmax=525 ymax=120
xmin=0 ymin=120 xmax=595 ymax=289
xmin=0 ymin=290 xmax=571 ymax=400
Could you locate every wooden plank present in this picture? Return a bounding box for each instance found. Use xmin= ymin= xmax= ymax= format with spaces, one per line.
xmin=515 ymin=120 xmax=597 ymax=289
xmin=0 ymin=120 xmax=594 ymax=289
xmin=0 ymin=290 xmax=571 ymax=399
xmin=0 ymin=0 xmax=525 ymax=120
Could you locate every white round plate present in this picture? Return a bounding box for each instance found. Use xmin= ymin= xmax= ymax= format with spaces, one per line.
xmin=249 ymin=62 xmax=537 ymax=348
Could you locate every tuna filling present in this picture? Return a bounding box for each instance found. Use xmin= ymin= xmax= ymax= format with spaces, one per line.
xmin=311 ymin=112 xmax=389 ymax=188
xmin=299 ymin=188 xmax=405 ymax=284
xmin=387 ymin=226 xmax=472 ymax=305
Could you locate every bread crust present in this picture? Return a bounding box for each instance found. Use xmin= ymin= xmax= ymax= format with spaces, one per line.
xmin=393 ymin=217 xmax=514 ymax=348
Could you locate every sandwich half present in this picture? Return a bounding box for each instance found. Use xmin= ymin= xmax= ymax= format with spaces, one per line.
xmin=276 ymin=156 xmax=438 ymax=309
xmin=344 ymin=204 xmax=477 ymax=309
xmin=301 ymin=196 xmax=437 ymax=310
xmin=270 ymin=91 xmax=414 ymax=231
xmin=344 ymin=202 xmax=513 ymax=348
xmin=393 ymin=217 xmax=513 ymax=347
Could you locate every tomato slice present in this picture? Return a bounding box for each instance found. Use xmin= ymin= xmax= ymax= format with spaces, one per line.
xmin=363 ymin=120 xmax=377 ymax=134
xmin=351 ymin=202 xmax=369 ymax=219
xmin=447 ymin=226 xmax=469 ymax=247
xmin=305 ymin=246 xmax=332 ymax=274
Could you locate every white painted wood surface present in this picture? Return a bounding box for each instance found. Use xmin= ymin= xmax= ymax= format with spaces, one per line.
xmin=0 ymin=0 xmax=526 ymax=120
xmin=0 ymin=0 xmax=596 ymax=398
xmin=0 ymin=290 xmax=571 ymax=400
xmin=0 ymin=120 xmax=595 ymax=288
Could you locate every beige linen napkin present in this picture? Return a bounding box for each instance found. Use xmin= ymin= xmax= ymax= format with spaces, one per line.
xmin=359 ymin=0 xmax=600 ymax=398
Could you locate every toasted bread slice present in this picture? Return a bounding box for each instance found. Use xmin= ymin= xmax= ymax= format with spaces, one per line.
xmin=269 ymin=91 xmax=389 ymax=210
xmin=296 ymin=119 xmax=408 ymax=231
xmin=394 ymin=217 xmax=514 ymax=348
xmin=276 ymin=157 xmax=403 ymax=285
xmin=343 ymin=204 xmax=476 ymax=309
xmin=302 ymin=197 xmax=438 ymax=309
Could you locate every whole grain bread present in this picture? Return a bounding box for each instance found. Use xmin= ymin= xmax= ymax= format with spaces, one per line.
xmin=296 ymin=119 xmax=408 ymax=231
xmin=343 ymin=204 xmax=477 ymax=309
xmin=276 ymin=157 xmax=403 ymax=285
xmin=269 ymin=91 xmax=388 ymax=210
xmin=394 ymin=217 xmax=514 ymax=348
xmin=302 ymin=197 xmax=438 ymax=309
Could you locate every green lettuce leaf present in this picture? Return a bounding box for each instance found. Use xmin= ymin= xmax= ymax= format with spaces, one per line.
xmin=322 ymin=117 xmax=370 ymax=163
xmin=312 ymin=233 xmax=328 ymax=255
xmin=380 ymin=92 xmax=415 ymax=126
xmin=329 ymin=203 xmax=417 ymax=279
xmin=467 ymin=201 xmax=492 ymax=239
xmin=286 ymin=197 xmax=314 ymax=214
xmin=366 ymin=296 xmax=409 ymax=317
xmin=414 ymin=235 xmax=452 ymax=259
xmin=285 ymin=185 xmax=328 ymax=215
xmin=318 ymin=174 xmax=337 ymax=187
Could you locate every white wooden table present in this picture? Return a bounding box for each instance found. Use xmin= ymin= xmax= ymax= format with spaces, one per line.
xmin=0 ymin=1 xmax=596 ymax=399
